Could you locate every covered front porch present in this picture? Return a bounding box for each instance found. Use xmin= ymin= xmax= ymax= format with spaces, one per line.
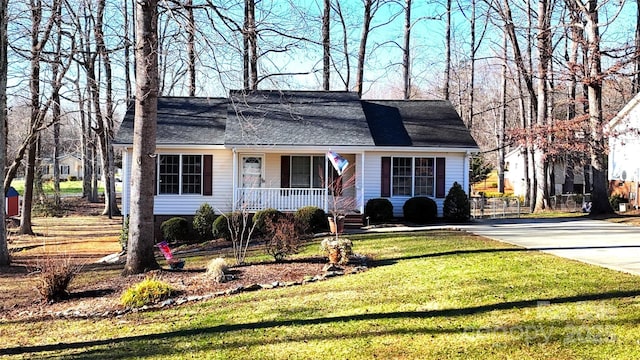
xmin=231 ymin=150 xmax=364 ymax=214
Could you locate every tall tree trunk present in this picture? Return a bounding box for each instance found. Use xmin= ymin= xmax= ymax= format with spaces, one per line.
xmin=468 ymin=0 xmax=476 ymax=128
xmin=0 ymin=0 xmax=9 ymax=265
xmin=124 ymin=0 xmax=160 ymax=275
xmin=403 ymin=0 xmax=411 ymax=99
xmin=334 ymin=0 xmax=350 ymax=91
xmin=52 ymin=3 xmax=63 ymax=208
xmin=186 ymin=0 xmax=196 ymax=96
xmin=444 ymin=0 xmax=451 ymax=100
xmin=579 ymin=0 xmax=613 ymax=214
xmin=244 ymin=0 xmax=257 ymax=90
xmin=634 ymin=0 xmax=640 ymax=93
xmin=356 ymin=0 xmax=373 ymax=97
xmin=94 ymin=0 xmax=120 ymax=217
xmin=322 ymin=0 xmax=330 ymax=90
xmin=498 ymin=28 xmax=507 ymax=194
xmin=124 ymin=0 xmax=132 ymax=100
xmin=533 ymin=0 xmax=552 ymax=212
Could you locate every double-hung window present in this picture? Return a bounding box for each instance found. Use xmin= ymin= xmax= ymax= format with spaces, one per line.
xmin=392 ymin=157 xmax=435 ymax=197
xmin=158 ymin=154 xmax=202 ymax=195
xmin=290 ymin=155 xmax=325 ymax=188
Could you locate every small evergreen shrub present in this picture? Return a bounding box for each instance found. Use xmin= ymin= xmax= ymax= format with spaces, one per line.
xmin=443 ymin=182 xmax=471 ymax=222
xmin=252 ymin=208 xmax=283 ymax=237
xmin=120 ymin=277 xmax=175 ymax=308
xmin=206 ymin=258 xmax=229 ymax=283
xmin=294 ymin=206 xmax=327 ymax=234
xmin=68 ymin=176 xmax=78 ymax=181
xmin=212 ymin=212 xmax=246 ymax=241
xmin=264 ymin=214 xmax=302 ymax=262
xmin=609 ymin=194 xmax=628 ymax=210
xmin=403 ymin=197 xmax=437 ymax=224
xmin=364 ymin=198 xmax=393 ymax=224
xmin=160 ymin=217 xmax=190 ymax=242
xmin=32 ymin=257 xmax=82 ymax=302
xmin=193 ymin=203 xmax=216 ymax=240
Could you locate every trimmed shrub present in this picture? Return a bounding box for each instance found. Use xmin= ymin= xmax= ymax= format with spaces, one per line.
xmin=264 ymin=214 xmax=302 ymax=262
xmin=443 ymin=182 xmax=471 ymax=222
xmin=32 ymin=257 xmax=82 ymax=302
xmin=206 ymin=258 xmax=229 ymax=283
xmin=120 ymin=277 xmax=175 ymax=308
xmin=212 ymin=212 xmax=247 ymax=241
xmin=253 ymin=208 xmax=283 ymax=237
xmin=294 ymin=206 xmax=327 ymax=234
xmin=364 ymin=198 xmax=393 ymax=224
xmin=403 ymin=197 xmax=437 ymax=224
xmin=193 ymin=203 xmax=216 ymax=240
xmin=160 ymin=217 xmax=190 ymax=242
xmin=609 ymin=194 xmax=628 ymax=210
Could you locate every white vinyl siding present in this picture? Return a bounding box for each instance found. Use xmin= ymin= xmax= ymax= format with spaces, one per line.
xmin=363 ymin=151 xmax=467 ymax=217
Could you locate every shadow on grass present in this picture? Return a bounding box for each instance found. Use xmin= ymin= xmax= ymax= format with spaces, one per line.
xmin=4 ymin=289 xmax=640 ymax=358
xmin=370 ymin=244 xmax=640 ymax=267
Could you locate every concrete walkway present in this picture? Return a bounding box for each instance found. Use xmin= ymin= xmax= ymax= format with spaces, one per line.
xmin=464 ymin=218 xmax=640 ymax=276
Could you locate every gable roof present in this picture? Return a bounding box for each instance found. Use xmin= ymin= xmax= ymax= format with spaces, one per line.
xmin=115 ymin=97 xmax=227 ymax=146
xmin=362 ymin=100 xmax=477 ymax=148
xmin=115 ymin=91 xmax=478 ymax=151
xmin=225 ymin=90 xmax=374 ymax=146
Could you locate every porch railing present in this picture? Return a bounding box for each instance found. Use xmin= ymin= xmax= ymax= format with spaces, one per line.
xmin=235 ymin=187 xmax=328 ymax=212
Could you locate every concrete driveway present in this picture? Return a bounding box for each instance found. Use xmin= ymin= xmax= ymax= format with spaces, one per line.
xmin=464 ymin=218 xmax=640 ymax=276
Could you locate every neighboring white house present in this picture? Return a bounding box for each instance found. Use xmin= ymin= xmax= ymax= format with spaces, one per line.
xmin=41 ymin=154 xmax=84 ymax=181
xmin=505 ymin=146 xmax=589 ymax=197
xmin=114 ymin=91 xmax=479 ymax=222
xmin=608 ymin=92 xmax=640 ymax=208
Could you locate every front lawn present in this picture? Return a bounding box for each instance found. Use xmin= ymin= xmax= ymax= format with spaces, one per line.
xmin=2 ymin=230 xmax=640 ymax=359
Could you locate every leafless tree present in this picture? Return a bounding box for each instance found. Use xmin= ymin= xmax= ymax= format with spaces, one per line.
xmin=0 ymin=0 xmax=9 ymax=265
xmin=123 ymin=0 xmax=160 ymax=275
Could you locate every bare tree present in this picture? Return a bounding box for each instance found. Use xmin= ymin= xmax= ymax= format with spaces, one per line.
xmin=0 ymin=0 xmax=9 ymax=265
xmin=123 ymin=0 xmax=160 ymax=275
xmin=322 ymin=0 xmax=330 ymax=90
xmin=403 ymin=0 xmax=411 ymax=99
xmin=444 ymin=0 xmax=451 ymax=100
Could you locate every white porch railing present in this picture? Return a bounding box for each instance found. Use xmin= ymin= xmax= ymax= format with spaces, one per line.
xmin=235 ymin=187 xmax=328 ymax=212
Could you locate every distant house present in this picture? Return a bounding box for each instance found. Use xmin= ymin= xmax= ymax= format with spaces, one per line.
xmin=505 ymin=146 xmax=590 ymax=197
xmin=41 ymin=154 xmax=84 ymax=181
xmin=608 ymin=92 xmax=640 ymax=208
xmin=114 ymin=90 xmax=479 ymax=221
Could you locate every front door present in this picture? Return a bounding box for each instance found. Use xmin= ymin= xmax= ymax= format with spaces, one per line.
xmin=242 ymin=155 xmax=263 ymax=188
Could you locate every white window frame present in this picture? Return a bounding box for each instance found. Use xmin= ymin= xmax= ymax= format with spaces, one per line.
xmin=391 ymin=156 xmax=436 ymax=197
xmin=157 ymin=154 xmax=203 ymax=195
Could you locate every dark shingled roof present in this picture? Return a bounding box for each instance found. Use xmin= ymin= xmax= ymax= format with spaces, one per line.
xmin=115 ymin=93 xmax=478 ymax=150
xmin=115 ymin=97 xmax=228 ymax=145
xmin=362 ymin=100 xmax=477 ymax=148
xmin=224 ymin=90 xmax=375 ymax=146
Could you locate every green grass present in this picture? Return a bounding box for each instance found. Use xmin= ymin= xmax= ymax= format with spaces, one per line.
xmin=2 ymin=230 xmax=640 ymax=359
xmin=9 ymin=179 xmax=107 ymax=195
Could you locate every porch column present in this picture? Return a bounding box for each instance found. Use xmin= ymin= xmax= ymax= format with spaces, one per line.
xmin=324 ymin=153 xmax=329 ymax=213
xmin=464 ymin=151 xmax=471 ymax=195
xmin=232 ymin=148 xmax=237 ymax=211
xmin=360 ymin=152 xmax=365 ymax=213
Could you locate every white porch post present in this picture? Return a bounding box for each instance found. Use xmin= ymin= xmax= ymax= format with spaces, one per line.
xmin=122 ymin=150 xmax=130 ymax=217
xmin=360 ymin=152 xmax=365 ymax=213
xmin=232 ymin=148 xmax=237 ymax=211
xmin=464 ymin=151 xmax=471 ymax=195
xmin=324 ymin=152 xmax=329 ymax=213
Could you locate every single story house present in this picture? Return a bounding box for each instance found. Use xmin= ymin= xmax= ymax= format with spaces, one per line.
xmin=608 ymin=91 xmax=640 ymax=209
xmin=505 ymin=146 xmax=589 ymax=197
xmin=40 ymin=154 xmax=84 ymax=181
xmin=114 ymin=90 xmax=479 ymax=222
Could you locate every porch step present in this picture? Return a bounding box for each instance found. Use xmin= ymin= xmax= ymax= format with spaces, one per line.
xmin=343 ymin=214 xmax=363 ymax=228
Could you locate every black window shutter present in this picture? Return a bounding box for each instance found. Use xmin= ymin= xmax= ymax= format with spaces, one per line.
xmin=436 ymin=157 xmax=446 ymax=198
xmin=281 ymin=156 xmax=290 ymax=188
xmin=381 ymin=157 xmax=391 ymax=197
xmin=203 ymin=155 xmax=213 ymax=196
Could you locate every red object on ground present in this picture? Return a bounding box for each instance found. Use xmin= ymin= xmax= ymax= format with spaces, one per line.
xmin=5 ymin=187 xmax=19 ymax=217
